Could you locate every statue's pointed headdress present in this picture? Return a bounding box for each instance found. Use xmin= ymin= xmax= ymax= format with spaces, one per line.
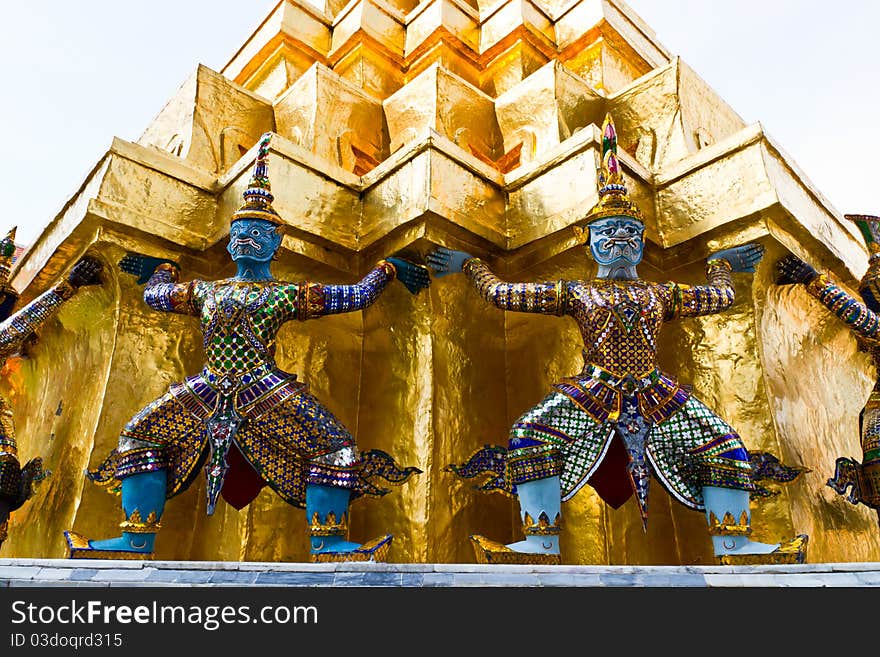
xmin=846 ymin=214 xmax=880 ymax=254
xmin=579 ymin=114 xmax=644 ymax=240
xmin=845 ymin=214 xmax=880 ymax=311
xmin=231 ymin=133 xmax=283 ymax=225
xmin=0 ymin=227 xmax=18 ymax=287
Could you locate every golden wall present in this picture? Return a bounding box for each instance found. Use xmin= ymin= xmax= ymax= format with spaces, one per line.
xmin=3 ymin=0 xmax=877 ymax=564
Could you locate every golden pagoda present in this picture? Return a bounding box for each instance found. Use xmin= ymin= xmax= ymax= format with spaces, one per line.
xmin=2 ymin=0 xmax=877 ymax=565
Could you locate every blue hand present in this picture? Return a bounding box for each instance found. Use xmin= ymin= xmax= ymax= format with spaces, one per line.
xmin=708 ymin=243 xmax=765 ymax=273
xmin=426 ymin=247 xmax=473 ymax=278
xmin=67 ymin=256 xmax=103 ymax=288
xmin=386 ymin=257 xmax=431 ymax=295
xmin=775 ymin=254 xmax=818 ymax=285
xmin=118 ymin=253 xmax=180 ymax=285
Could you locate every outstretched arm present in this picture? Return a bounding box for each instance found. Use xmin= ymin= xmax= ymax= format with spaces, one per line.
xmin=295 ymin=256 xmax=429 ymax=319
xmin=428 ymin=247 xmax=566 ymax=315
xmin=777 ymin=254 xmax=880 ymax=340
xmin=661 ymin=244 xmax=763 ymax=319
xmin=317 ymin=260 xmax=397 ymax=316
xmin=308 ymin=257 xmax=429 ymax=319
xmin=120 ymin=254 xmax=203 ymax=316
xmin=264 ymin=258 xmax=431 ymax=322
xmin=0 ymin=256 xmax=103 ymax=359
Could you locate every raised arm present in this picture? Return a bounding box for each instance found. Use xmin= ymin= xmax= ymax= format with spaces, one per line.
xmin=659 ymin=259 xmax=735 ymax=319
xmin=777 ymin=254 xmax=880 ymax=340
xmin=659 ymin=244 xmax=763 ymax=320
xmin=0 ymin=256 xmax=102 ymax=359
xmin=142 ymin=264 xmax=205 ymax=316
xmin=295 ymin=257 xmax=429 ymax=320
xmin=428 ymin=247 xmax=566 ymax=315
xmin=119 ymin=254 xmax=204 ymax=316
xmin=307 ymin=261 xmax=396 ymax=318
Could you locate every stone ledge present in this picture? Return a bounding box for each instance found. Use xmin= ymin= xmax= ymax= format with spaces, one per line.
xmin=2 ymin=559 xmax=880 ymax=587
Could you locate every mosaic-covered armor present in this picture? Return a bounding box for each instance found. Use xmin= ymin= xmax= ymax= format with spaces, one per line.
xmin=0 ymin=229 xmax=103 ymax=548
xmin=431 ymin=115 xmax=808 ymax=565
xmin=462 ymin=256 xmax=750 ymax=510
xmin=777 ymin=214 xmax=880 ymax=519
xmin=65 ymin=133 xmax=426 ymax=561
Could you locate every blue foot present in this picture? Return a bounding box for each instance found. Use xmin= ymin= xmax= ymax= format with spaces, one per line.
xmin=310 ymin=536 xmax=362 ymax=554
xmin=716 ymin=535 xmax=809 ymax=565
xmin=65 ymin=531 xmax=155 ymax=559
xmin=469 ymin=535 xmax=561 ymax=565
xmin=310 ymin=534 xmax=393 ymax=563
xmin=506 ymin=535 xmax=560 ymax=555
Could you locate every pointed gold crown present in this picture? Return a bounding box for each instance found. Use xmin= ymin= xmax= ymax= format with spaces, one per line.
xmin=846 ymin=214 xmax=880 ymax=254
xmin=0 ymin=227 xmax=18 ymax=288
xmin=231 ymin=133 xmax=283 ymax=226
xmin=309 ymin=511 xmax=348 ymax=536
xmin=577 ymin=114 xmax=644 ymax=243
xmin=707 ymin=510 xmax=751 ymax=536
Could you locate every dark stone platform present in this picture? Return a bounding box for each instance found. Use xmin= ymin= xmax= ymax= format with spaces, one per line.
xmin=2 ymin=558 xmax=879 ymax=586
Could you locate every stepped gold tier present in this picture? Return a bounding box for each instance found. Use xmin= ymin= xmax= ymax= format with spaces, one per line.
xmin=2 ymin=0 xmax=877 ymax=565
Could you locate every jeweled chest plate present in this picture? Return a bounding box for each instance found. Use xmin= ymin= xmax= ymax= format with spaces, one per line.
xmin=200 ymin=283 xmax=285 ymax=375
xmin=569 ymin=280 xmax=665 ymax=377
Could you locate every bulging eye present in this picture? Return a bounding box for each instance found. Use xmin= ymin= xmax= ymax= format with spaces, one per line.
xmin=251 ymin=229 xmax=260 ymax=237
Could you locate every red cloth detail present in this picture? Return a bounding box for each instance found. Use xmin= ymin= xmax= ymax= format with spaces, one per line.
xmin=587 ymin=435 xmax=633 ymax=509
xmin=221 ymin=443 xmax=266 ymax=510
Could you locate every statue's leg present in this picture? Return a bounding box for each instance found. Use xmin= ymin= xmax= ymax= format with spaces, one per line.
xmin=857 ymin=403 xmax=880 ymax=508
xmin=65 ymin=392 xmax=201 ymax=558
xmin=695 ymin=441 xmax=809 ymax=560
xmin=703 ymin=483 xmax=807 ymax=564
xmin=502 ymin=404 xmax=566 ymax=555
xmin=505 ymin=475 xmax=561 ymax=554
xmin=469 ymin=395 xmax=573 ymax=564
xmin=65 ymin=444 xmax=167 ymax=556
xmin=278 ymin=390 xmax=391 ymax=561
xmin=703 ymin=485 xmax=776 ymax=555
xmin=651 ymin=396 xmax=807 ymax=564
xmin=306 ymin=455 xmax=393 ymax=561
xmin=305 ymin=480 xmax=362 ymax=555
xmin=78 ymin=469 xmax=166 ymax=553
xmin=305 ymin=451 xmax=394 ymax=561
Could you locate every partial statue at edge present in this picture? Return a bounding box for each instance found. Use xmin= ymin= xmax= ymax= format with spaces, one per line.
xmin=430 ymin=114 xmax=808 ymax=565
xmin=0 ymin=230 xmax=103 ymax=548
xmin=65 ymin=133 xmax=427 ymax=562
xmin=777 ymin=214 xmax=880 ymax=524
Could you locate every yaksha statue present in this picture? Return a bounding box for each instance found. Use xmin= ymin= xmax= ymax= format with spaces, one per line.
xmin=777 ymin=214 xmax=880 ymax=523
xmin=0 ymin=229 xmax=103 ymax=548
xmin=430 ymin=115 xmax=808 ymax=565
xmin=65 ymin=133 xmax=427 ymax=561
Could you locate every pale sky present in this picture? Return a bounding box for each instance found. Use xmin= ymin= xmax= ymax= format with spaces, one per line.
xmin=0 ymin=0 xmax=877 ymax=247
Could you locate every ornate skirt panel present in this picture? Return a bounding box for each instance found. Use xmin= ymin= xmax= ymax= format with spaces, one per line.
xmin=93 ymin=391 xmax=208 ymax=498
xmin=648 ymin=396 xmax=754 ymax=510
xmin=861 ymin=394 xmax=880 ymax=455
xmin=859 ymin=396 xmax=880 ymax=505
xmin=91 ymin=385 xmax=357 ymax=507
xmin=506 ymin=391 xmax=754 ymax=510
xmin=0 ymin=455 xmax=22 ymax=501
xmin=507 ymin=391 xmax=615 ymax=501
xmin=235 ymin=388 xmax=358 ymax=507
xmin=552 ymin=370 xmax=691 ymax=425
xmin=90 ymin=366 xmax=421 ymax=509
xmin=169 ymin=367 xmax=306 ymax=421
